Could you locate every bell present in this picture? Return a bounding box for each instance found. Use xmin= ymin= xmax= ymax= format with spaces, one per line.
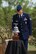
xmin=13 ymin=26 xmax=20 ymax=33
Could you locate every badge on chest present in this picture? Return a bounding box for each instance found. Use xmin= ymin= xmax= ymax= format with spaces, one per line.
xmin=24 ymin=17 xmax=27 ymax=24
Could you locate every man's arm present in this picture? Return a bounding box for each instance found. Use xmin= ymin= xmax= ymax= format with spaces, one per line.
xmin=27 ymin=14 xmax=32 ymax=36
xmin=27 ymin=14 xmax=32 ymax=41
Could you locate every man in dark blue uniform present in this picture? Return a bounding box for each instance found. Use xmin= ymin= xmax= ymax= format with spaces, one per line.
xmin=12 ymin=5 xmax=32 ymax=50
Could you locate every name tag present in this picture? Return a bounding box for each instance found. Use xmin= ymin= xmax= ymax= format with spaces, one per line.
xmin=16 ymin=20 xmax=18 ymax=22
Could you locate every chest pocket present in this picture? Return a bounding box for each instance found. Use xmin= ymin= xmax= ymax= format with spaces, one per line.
xmin=23 ymin=17 xmax=27 ymax=24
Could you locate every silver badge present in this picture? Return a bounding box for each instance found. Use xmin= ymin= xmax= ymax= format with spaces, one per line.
xmin=24 ymin=17 xmax=27 ymax=21
xmin=24 ymin=17 xmax=27 ymax=24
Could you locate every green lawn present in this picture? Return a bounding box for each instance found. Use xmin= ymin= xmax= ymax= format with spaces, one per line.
xmin=28 ymin=43 xmax=36 ymax=54
xmin=28 ymin=43 xmax=36 ymax=51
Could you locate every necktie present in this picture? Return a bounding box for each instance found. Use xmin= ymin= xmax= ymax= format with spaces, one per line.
xmin=19 ymin=15 xmax=21 ymax=18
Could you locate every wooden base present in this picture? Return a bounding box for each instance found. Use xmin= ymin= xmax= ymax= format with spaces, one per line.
xmin=0 ymin=44 xmax=5 ymax=54
xmin=12 ymin=35 xmax=19 ymax=40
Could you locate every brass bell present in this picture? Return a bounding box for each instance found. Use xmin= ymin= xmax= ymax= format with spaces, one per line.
xmin=13 ymin=26 xmax=20 ymax=33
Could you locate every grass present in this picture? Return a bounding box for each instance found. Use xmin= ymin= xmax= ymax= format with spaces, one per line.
xmin=28 ymin=43 xmax=36 ymax=54
xmin=28 ymin=43 xmax=36 ymax=51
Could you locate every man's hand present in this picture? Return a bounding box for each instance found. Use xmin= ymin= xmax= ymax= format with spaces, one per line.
xmin=28 ymin=36 xmax=32 ymax=41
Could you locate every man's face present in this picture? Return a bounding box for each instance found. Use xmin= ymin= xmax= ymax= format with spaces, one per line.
xmin=17 ymin=9 xmax=23 ymax=15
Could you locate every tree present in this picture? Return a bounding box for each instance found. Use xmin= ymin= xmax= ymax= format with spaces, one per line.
xmin=31 ymin=6 xmax=36 ymax=38
xmin=31 ymin=7 xmax=36 ymax=19
xmin=0 ymin=8 xmax=5 ymax=27
xmin=0 ymin=0 xmax=2 ymax=7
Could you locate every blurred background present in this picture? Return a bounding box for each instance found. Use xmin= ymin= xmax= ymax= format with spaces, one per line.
xmin=0 ymin=0 xmax=36 ymax=54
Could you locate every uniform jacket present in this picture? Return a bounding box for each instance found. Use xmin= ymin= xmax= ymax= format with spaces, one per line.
xmin=12 ymin=13 xmax=32 ymax=40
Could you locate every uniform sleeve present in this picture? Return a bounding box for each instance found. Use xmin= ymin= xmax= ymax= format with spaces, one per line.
xmin=27 ymin=14 xmax=32 ymax=35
